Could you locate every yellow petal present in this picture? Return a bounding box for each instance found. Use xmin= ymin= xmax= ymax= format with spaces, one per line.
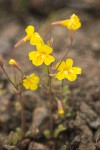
xmin=55 ymin=72 xmax=65 ymax=80
xmin=73 ymin=67 xmax=81 ymax=74
xmin=71 ymin=14 xmax=80 ymax=21
xmin=32 ymin=56 xmax=43 ymax=66
xmin=56 ymin=61 xmax=66 ymax=71
xmin=32 ymin=76 xmax=40 ymax=83
xmin=58 ymin=109 xmax=64 ymax=115
xmin=23 ymin=80 xmax=30 ymax=89
xmin=25 ymin=25 xmax=34 ymax=35
xmin=29 ymin=51 xmax=38 ymax=60
xmin=40 ymin=45 xmax=53 ymax=54
xmin=30 ymin=32 xmax=44 ymax=45
xmin=30 ymin=84 xmax=38 ymax=90
xmin=65 ymin=59 xmax=73 ymax=68
xmin=29 ymin=73 xmax=35 ymax=78
xmin=66 ymin=73 xmax=77 ymax=81
xmin=43 ymin=55 xmax=55 ymax=65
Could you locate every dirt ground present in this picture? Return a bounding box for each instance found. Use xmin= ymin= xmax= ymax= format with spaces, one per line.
xmin=0 ymin=2 xmax=100 ymax=150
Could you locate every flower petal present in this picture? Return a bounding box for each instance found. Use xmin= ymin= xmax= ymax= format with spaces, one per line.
xmin=43 ymin=55 xmax=55 ymax=65
xmin=32 ymin=76 xmax=40 ymax=83
xmin=29 ymin=51 xmax=38 ymax=60
xmin=23 ymin=80 xmax=30 ymax=89
xmin=55 ymin=71 xmax=65 ymax=80
xmin=65 ymin=59 xmax=73 ymax=68
xmin=25 ymin=25 xmax=34 ymax=35
xmin=66 ymin=73 xmax=77 ymax=81
xmin=32 ymin=56 xmax=43 ymax=66
xmin=73 ymin=67 xmax=81 ymax=74
xmin=30 ymin=32 xmax=44 ymax=46
xmin=40 ymin=45 xmax=53 ymax=54
xmin=56 ymin=61 xmax=66 ymax=71
xmin=30 ymin=84 xmax=38 ymax=90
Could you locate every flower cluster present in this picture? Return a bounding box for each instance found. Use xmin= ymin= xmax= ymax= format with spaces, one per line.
xmin=14 ymin=13 xmax=82 ymax=92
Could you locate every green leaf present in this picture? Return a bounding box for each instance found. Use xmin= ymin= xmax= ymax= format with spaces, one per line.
xmin=43 ymin=129 xmax=51 ymax=139
xmin=60 ymin=145 xmax=67 ymax=150
xmin=53 ymin=124 xmax=67 ymax=138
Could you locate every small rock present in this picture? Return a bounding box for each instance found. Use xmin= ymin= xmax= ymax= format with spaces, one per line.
xmin=71 ymin=135 xmax=81 ymax=149
xmin=89 ymin=118 xmax=100 ymax=129
xmin=4 ymin=145 xmax=19 ymax=150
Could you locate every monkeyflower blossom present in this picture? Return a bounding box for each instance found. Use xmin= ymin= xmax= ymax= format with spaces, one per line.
xmin=29 ymin=44 xmax=55 ymax=66
xmin=15 ymin=25 xmax=43 ymax=47
xmin=55 ymin=59 xmax=81 ymax=81
xmin=23 ymin=73 xmax=40 ymax=90
xmin=52 ymin=14 xmax=81 ymax=31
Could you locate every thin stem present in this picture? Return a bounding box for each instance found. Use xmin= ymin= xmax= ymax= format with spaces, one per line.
xmin=13 ymin=67 xmax=17 ymax=84
xmin=61 ymin=80 xmax=64 ymax=100
xmin=19 ymin=92 xmax=26 ymax=135
xmin=47 ymin=66 xmax=53 ymax=134
xmin=53 ymin=39 xmax=73 ymax=74
xmin=1 ymin=66 xmax=17 ymax=90
xmin=1 ymin=65 xmax=26 ymax=136
xmin=49 ymin=24 xmax=52 ymax=46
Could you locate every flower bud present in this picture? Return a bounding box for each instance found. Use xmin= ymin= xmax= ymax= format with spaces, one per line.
xmin=8 ymin=59 xmax=21 ymax=70
xmin=57 ymin=100 xmax=64 ymax=115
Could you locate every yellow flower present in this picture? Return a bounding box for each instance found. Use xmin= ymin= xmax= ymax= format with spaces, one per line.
xmin=55 ymin=59 xmax=81 ymax=81
xmin=30 ymin=32 xmax=44 ymax=46
xmin=23 ymin=74 xmax=40 ymax=90
xmin=15 ymin=25 xmax=43 ymax=47
xmin=29 ymin=44 xmax=55 ymax=66
xmin=24 ymin=26 xmax=44 ymax=44
xmin=52 ymin=14 xmax=81 ymax=31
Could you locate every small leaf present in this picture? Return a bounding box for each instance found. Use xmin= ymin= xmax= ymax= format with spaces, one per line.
xmin=43 ymin=129 xmax=51 ymax=139
xmin=60 ymin=145 xmax=67 ymax=150
xmin=54 ymin=124 xmax=67 ymax=138
xmin=49 ymin=73 xmax=56 ymax=77
xmin=7 ymin=128 xmax=23 ymax=145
